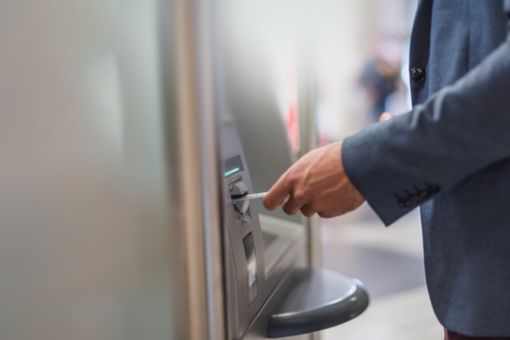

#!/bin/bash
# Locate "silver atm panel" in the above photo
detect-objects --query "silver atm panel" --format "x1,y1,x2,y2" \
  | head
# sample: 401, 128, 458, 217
221, 115, 267, 337
220, 113, 307, 339
219, 110, 369, 340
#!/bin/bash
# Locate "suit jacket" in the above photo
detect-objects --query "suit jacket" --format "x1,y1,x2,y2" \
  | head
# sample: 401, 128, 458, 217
342, 0, 510, 336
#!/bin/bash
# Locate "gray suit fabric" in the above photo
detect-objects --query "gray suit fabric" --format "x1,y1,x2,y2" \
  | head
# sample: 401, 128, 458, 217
342, 0, 510, 336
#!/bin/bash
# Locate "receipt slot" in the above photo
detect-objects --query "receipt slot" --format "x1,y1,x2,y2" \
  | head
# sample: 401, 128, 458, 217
220, 115, 369, 339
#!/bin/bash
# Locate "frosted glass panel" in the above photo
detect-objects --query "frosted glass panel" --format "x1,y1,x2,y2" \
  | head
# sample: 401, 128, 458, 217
0, 1, 178, 339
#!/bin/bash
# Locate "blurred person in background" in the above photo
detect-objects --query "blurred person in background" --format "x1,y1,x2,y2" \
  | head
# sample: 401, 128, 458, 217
264, 1, 510, 339
360, 38, 402, 122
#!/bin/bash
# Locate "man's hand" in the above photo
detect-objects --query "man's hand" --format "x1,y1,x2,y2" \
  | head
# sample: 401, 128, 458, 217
262, 142, 365, 218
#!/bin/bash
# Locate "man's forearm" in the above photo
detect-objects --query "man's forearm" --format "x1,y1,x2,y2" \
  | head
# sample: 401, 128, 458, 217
343, 37, 510, 225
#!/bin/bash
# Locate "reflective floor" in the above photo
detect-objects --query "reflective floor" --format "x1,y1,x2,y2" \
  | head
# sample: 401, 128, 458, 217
320, 206, 443, 340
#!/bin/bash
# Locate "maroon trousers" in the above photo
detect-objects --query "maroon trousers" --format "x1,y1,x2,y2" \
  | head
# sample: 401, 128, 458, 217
445, 329, 510, 340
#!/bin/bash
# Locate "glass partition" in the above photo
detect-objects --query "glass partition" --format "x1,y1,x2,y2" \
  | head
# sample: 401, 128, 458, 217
0, 1, 182, 339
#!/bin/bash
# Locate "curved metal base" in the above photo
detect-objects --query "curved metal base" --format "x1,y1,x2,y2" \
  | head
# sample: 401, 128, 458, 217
267, 268, 369, 338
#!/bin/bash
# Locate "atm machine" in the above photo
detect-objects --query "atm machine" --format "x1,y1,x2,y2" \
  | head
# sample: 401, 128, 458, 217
219, 103, 369, 340
216, 15, 370, 334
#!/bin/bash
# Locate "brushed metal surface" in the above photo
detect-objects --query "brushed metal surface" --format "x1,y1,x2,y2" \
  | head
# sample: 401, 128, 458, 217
0, 1, 198, 339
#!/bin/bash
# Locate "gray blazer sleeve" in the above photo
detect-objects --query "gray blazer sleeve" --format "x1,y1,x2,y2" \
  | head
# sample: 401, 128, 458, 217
342, 10, 510, 226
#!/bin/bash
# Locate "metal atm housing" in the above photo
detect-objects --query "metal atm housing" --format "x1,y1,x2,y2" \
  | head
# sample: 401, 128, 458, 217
220, 113, 307, 339
219, 106, 369, 340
